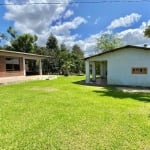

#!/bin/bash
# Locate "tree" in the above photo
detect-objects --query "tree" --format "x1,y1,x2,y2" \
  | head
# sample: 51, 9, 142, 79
96, 33, 123, 52
11, 33, 38, 53
144, 26, 150, 38
46, 34, 60, 73
0, 33, 8, 43
46, 33, 59, 53
72, 44, 84, 58
59, 44, 73, 75
7, 26, 18, 40
0, 33, 8, 49
71, 44, 84, 74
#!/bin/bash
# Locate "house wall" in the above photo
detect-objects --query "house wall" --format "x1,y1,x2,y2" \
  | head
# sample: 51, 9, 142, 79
87, 48, 150, 87
0, 56, 24, 77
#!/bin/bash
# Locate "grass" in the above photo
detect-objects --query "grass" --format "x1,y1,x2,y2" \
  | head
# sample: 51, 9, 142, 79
0, 76, 150, 150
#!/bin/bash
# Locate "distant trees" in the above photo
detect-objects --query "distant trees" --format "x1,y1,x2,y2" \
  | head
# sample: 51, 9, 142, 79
144, 26, 150, 38
45, 34, 84, 75
0, 27, 84, 75
96, 33, 123, 52
71, 44, 84, 74
11, 34, 38, 53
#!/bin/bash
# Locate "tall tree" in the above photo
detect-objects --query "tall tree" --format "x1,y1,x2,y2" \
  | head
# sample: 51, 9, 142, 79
96, 33, 123, 52
72, 44, 84, 58
11, 33, 38, 53
7, 26, 18, 40
46, 33, 60, 73
59, 43, 73, 75
144, 26, 150, 38
71, 44, 84, 74
46, 33, 59, 54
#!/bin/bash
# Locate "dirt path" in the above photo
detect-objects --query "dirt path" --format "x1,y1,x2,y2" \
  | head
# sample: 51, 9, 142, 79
0, 75, 57, 85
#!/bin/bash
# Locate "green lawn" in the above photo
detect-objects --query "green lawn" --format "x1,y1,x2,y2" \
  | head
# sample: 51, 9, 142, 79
0, 76, 150, 150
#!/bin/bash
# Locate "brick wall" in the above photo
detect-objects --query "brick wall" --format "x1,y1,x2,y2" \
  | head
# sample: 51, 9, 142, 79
0, 56, 24, 77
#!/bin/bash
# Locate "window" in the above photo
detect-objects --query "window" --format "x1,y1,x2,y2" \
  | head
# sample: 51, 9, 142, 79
132, 67, 147, 74
6, 57, 20, 71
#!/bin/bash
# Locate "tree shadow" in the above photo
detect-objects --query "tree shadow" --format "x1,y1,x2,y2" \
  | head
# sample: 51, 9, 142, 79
93, 87, 150, 103
73, 79, 150, 103
73, 79, 107, 87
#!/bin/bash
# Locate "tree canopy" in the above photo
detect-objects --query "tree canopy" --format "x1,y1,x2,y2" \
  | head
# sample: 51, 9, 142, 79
96, 33, 123, 52
46, 33, 59, 52
0, 27, 85, 75
144, 26, 150, 38
11, 33, 38, 53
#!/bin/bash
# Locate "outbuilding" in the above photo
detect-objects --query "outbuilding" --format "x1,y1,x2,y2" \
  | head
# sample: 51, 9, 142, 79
0, 50, 49, 77
84, 45, 150, 87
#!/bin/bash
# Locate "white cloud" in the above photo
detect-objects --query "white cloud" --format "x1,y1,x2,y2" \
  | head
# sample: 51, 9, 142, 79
4, 0, 72, 34
63, 10, 74, 19
107, 13, 142, 30
50, 17, 87, 35
3, 2, 150, 56
87, 15, 91, 19
118, 20, 150, 45
4, 0, 87, 46
94, 17, 101, 25
76, 20, 150, 56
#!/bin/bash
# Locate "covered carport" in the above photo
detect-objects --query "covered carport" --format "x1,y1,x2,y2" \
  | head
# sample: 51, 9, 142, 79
0, 50, 50, 77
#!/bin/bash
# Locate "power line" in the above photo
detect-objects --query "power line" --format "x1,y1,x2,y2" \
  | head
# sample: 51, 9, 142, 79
0, 0, 150, 5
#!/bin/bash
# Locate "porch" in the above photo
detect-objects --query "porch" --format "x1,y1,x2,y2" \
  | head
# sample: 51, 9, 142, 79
0, 50, 50, 77
85, 60, 108, 86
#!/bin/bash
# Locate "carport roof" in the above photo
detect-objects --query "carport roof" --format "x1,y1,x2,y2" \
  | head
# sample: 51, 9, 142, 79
0, 49, 50, 59
84, 45, 150, 60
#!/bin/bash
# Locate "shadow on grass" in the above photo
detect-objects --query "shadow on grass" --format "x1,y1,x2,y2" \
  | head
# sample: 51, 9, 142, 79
73, 80, 150, 103
93, 87, 150, 103
73, 79, 107, 87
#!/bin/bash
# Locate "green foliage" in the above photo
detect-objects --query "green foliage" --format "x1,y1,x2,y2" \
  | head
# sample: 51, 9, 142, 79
0, 27, 85, 75
45, 33, 60, 73
0, 76, 150, 149
7, 26, 18, 40
0, 33, 8, 43
11, 33, 38, 53
59, 44, 72, 75
46, 33, 59, 53
71, 44, 84, 74
72, 44, 84, 58
97, 33, 123, 52
144, 26, 150, 38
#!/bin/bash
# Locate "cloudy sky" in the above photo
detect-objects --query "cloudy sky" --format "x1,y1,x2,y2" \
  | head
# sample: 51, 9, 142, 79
0, 0, 150, 55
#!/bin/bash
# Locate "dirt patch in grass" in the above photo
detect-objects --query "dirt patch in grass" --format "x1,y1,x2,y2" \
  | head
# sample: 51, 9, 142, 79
30, 87, 58, 92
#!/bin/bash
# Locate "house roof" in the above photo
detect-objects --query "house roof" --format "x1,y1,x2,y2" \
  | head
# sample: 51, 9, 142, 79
84, 45, 150, 60
0, 49, 50, 59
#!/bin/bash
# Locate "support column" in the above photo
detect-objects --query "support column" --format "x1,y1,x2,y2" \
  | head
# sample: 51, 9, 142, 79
100, 62, 105, 78
85, 61, 90, 83
91, 62, 96, 81
23, 57, 26, 76
39, 59, 42, 75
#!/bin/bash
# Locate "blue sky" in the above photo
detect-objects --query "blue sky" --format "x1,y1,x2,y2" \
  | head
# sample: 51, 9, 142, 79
0, 0, 150, 55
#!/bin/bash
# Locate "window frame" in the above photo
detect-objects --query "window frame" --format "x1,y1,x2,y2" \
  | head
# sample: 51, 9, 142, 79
6, 57, 21, 71
132, 67, 148, 74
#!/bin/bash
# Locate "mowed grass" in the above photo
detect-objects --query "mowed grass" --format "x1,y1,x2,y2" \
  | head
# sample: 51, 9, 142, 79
0, 76, 150, 150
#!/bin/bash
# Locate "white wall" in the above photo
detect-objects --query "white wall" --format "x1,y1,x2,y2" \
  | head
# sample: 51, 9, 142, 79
88, 48, 150, 87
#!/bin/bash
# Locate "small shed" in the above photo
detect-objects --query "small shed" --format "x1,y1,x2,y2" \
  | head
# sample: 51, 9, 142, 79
84, 45, 150, 87
0, 50, 49, 77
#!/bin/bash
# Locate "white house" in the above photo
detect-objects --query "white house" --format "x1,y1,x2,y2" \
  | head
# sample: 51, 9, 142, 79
84, 45, 150, 87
